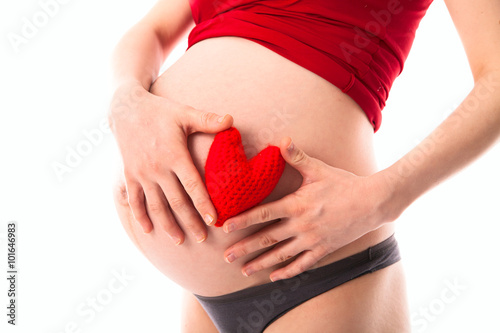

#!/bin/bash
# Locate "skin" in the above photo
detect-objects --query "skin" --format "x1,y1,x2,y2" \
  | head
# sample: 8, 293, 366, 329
109, 0, 500, 331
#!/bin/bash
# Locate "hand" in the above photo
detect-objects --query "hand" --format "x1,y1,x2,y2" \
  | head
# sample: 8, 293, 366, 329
109, 81, 233, 244
223, 137, 395, 282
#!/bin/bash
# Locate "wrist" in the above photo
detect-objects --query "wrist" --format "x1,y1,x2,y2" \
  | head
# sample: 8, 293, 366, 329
108, 81, 151, 130
113, 79, 148, 95
371, 166, 410, 224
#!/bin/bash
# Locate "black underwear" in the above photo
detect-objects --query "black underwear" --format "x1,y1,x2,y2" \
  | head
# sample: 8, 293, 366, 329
194, 234, 401, 333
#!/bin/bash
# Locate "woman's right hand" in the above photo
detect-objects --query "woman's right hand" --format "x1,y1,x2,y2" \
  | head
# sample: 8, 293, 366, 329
109, 81, 233, 244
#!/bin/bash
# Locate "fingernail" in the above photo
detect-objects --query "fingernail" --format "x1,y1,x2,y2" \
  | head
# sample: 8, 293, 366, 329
270, 275, 279, 282
225, 253, 236, 263
170, 235, 182, 246
225, 223, 235, 233
243, 268, 255, 277
287, 141, 294, 152
204, 214, 214, 225
217, 115, 226, 123
195, 232, 206, 243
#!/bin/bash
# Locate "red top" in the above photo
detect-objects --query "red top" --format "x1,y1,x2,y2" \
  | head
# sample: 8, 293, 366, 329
187, 0, 433, 132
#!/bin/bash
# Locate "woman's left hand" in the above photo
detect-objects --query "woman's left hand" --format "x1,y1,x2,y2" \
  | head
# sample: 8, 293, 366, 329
223, 137, 398, 282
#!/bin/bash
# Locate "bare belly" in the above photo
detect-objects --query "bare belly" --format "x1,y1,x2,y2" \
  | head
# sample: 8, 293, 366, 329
114, 37, 395, 297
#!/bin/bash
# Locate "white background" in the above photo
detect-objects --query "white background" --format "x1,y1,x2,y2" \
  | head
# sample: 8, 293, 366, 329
1, 1, 499, 332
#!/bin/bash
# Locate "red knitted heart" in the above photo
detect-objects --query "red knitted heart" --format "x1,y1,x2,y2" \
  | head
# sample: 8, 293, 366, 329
205, 127, 285, 227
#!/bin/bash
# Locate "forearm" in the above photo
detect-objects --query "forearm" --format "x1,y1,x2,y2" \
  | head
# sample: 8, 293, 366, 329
111, 0, 194, 91
112, 22, 166, 91
109, 1, 195, 137
381, 70, 500, 220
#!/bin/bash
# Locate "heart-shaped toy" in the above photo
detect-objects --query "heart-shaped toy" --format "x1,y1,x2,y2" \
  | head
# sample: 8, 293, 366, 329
205, 127, 286, 227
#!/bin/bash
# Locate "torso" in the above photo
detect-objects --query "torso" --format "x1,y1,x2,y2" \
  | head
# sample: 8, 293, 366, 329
115, 36, 395, 297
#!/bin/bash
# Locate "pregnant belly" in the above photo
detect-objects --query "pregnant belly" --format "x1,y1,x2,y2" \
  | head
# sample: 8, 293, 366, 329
115, 37, 395, 297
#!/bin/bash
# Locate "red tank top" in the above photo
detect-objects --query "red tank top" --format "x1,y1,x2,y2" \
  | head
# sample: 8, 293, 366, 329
187, 0, 433, 131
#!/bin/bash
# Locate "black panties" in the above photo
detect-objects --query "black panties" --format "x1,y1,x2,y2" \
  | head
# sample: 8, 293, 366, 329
194, 234, 401, 333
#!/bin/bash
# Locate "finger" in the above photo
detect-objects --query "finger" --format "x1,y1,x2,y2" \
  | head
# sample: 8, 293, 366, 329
223, 195, 298, 233
161, 176, 208, 244
173, 151, 217, 226
125, 181, 153, 234
224, 220, 294, 263
279, 137, 318, 179
143, 185, 184, 245
269, 250, 323, 282
240, 239, 303, 277
179, 106, 234, 135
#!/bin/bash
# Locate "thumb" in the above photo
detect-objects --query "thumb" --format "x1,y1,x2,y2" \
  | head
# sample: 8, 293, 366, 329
280, 137, 316, 177
182, 107, 234, 135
